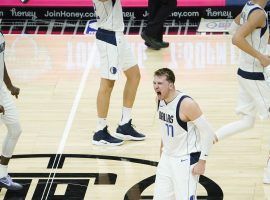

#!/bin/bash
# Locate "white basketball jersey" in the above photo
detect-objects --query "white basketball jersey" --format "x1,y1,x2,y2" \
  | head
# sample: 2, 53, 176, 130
158, 92, 201, 157
0, 32, 5, 88
239, 1, 269, 72
93, 0, 124, 32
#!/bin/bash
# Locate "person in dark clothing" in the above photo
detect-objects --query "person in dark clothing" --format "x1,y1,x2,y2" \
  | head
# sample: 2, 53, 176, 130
141, 0, 177, 50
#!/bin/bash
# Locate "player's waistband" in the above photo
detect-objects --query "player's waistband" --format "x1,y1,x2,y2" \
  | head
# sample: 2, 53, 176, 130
97, 28, 115, 35
96, 28, 117, 46
237, 68, 265, 80
163, 151, 201, 165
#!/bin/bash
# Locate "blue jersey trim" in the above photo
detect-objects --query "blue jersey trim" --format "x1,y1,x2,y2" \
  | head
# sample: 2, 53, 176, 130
176, 95, 191, 131
237, 68, 265, 80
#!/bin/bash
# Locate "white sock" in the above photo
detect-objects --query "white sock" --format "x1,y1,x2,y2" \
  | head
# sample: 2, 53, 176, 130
120, 107, 132, 125
96, 118, 107, 131
0, 164, 8, 178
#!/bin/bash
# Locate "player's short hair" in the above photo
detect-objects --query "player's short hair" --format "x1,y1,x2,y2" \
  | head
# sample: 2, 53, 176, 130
154, 68, 175, 84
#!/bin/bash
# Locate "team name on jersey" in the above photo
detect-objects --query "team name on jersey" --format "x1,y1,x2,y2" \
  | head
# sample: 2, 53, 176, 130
159, 111, 174, 123
0, 42, 5, 53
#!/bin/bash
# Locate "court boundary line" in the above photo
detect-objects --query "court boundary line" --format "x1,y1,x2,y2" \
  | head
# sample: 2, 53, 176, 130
40, 43, 97, 200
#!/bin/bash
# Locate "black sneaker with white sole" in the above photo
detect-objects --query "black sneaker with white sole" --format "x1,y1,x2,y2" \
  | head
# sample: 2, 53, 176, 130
115, 119, 146, 141
92, 126, 124, 146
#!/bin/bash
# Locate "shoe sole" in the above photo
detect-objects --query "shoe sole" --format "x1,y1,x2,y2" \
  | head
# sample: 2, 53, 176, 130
114, 133, 146, 141
92, 140, 124, 146
0, 186, 23, 190
160, 45, 169, 48
141, 34, 161, 50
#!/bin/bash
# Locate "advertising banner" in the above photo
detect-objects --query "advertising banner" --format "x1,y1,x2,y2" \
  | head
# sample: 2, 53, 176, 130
0, 0, 257, 21
1, 0, 230, 7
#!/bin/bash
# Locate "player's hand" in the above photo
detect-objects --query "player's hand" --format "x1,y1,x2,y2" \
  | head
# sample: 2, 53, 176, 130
0, 105, 5, 115
258, 54, 270, 67
192, 160, 206, 175
8, 85, 20, 98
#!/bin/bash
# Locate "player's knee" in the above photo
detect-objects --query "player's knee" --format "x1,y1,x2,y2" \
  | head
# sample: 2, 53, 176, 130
134, 70, 141, 82
7, 123, 22, 139
99, 80, 115, 92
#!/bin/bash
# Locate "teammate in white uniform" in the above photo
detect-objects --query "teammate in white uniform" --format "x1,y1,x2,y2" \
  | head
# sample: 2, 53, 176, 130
153, 68, 214, 200
215, 0, 270, 184
92, 0, 145, 146
0, 32, 23, 190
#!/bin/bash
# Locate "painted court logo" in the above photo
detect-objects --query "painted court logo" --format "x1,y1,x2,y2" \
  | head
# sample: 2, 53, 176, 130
7, 154, 223, 199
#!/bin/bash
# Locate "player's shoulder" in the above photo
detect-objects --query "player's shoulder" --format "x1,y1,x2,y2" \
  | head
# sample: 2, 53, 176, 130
177, 93, 197, 112
246, 2, 266, 16
181, 97, 197, 110
247, 8, 267, 25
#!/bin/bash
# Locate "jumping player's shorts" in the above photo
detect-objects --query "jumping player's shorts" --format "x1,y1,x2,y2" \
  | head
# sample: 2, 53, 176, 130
95, 28, 137, 80
236, 68, 270, 119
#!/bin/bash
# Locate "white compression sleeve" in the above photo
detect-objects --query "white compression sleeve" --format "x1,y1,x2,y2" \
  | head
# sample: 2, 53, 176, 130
229, 20, 240, 35
192, 115, 215, 160
216, 115, 255, 141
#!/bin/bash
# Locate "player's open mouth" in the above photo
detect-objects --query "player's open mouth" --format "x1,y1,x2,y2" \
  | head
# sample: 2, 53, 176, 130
157, 92, 161, 95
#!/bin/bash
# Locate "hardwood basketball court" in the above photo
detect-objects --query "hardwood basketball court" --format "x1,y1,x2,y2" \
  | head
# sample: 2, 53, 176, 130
0, 34, 269, 199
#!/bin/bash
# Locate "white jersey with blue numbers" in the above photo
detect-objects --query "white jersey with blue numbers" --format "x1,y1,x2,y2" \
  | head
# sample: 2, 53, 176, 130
93, 0, 124, 32
0, 32, 4, 88
239, 1, 269, 72
158, 92, 201, 157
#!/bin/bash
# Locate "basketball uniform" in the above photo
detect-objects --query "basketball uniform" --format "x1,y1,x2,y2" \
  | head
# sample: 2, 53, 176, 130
0, 32, 19, 125
236, 1, 270, 119
93, 0, 136, 80
153, 92, 201, 200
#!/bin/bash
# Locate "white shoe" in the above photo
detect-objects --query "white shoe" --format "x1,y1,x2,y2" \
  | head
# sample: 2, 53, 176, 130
263, 166, 270, 184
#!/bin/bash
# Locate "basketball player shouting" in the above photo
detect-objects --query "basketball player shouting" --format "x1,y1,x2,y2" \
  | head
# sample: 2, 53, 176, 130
153, 68, 214, 199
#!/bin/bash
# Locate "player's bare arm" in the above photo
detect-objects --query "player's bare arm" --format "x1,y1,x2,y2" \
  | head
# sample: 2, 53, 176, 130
234, 13, 241, 25
232, 9, 270, 67
179, 98, 202, 122
3, 62, 20, 99
180, 98, 214, 175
